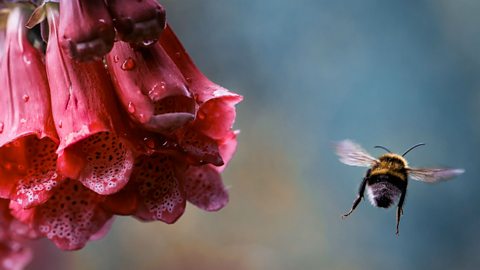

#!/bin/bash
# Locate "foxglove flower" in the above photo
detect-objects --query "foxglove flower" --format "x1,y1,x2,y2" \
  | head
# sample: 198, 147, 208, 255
45, 5, 134, 195
159, 26, 241, 162
106, 40, 196, 133
11, 179, 113, 250
126, 154, 186, 223
0, 5, 61, 209
159, 25, 242, 211
59, 0, 115, 61
106, 0, 166, 44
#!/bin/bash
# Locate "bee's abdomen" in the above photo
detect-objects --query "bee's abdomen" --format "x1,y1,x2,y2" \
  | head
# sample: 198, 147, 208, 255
366, 175, 405, 208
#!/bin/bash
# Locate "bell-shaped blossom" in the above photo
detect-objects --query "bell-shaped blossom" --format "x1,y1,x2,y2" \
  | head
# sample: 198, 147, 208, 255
45, 6, 134, 195
0, 5, 62, 209
159, 25, 242, 166
158, 25, 242, 211
129, 154, 187, 223
106, 0, 166, 44
105, 153, 230, 219
11, 179, 113, 251
58, 0, 115, 61
106, 40, 196, 133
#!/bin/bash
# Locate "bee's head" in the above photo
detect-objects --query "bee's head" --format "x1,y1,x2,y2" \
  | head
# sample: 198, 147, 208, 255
378, 153, 408, 168
374, 142, 426, 167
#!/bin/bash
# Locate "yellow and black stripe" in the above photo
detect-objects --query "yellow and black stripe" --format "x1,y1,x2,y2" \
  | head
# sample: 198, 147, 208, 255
369, 153, 408, 181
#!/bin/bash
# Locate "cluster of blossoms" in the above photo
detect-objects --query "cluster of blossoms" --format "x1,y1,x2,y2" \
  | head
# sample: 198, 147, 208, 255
0, 0, 241, 268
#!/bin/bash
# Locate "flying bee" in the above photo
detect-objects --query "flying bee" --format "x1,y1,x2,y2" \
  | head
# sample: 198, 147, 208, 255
335, 139, 464, 235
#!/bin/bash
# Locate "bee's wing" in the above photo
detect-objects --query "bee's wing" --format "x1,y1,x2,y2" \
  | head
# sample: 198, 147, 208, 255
335, 139, 378, 167
407, 167, 464, 183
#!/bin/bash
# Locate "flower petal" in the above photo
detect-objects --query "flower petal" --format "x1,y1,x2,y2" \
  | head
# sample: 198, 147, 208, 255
0, 6, 60, 208
192, 98, 238, 140
59, 0, 115, 60
177, 128, 224, 166
10, 137, 64, 208
45, 7, 134, 195
106, 40, 195, 133
106, 0, 166, 44
11, 179, 112, 251
159, 25, 243, 105
132, 155, 186, 224
183, 165, 228, 211
215, 131, 239, 172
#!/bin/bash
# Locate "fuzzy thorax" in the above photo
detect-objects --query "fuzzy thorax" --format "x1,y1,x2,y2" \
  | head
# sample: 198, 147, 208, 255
370, 153, 408, 181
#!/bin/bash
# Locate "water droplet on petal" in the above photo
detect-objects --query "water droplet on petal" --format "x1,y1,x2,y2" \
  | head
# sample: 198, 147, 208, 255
23, 55, 31, 65
20, 118, 26, 124
58, 121, 63, 128
143, 137, 155, 149
148, 83, 166, 101
22, 95, 29, 102
113, 55, 119, 63
0, 122, 3, 133
128, 102, 136, 113
142, 39, 157, 46
121, 57, 136, 70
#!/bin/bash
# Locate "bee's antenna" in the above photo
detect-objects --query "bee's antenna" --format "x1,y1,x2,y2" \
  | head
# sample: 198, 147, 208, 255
374, 145, 392, 153
402, 143, 426, 157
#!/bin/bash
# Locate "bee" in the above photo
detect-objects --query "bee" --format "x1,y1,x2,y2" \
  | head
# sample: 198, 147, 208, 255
335, 139, 464, 235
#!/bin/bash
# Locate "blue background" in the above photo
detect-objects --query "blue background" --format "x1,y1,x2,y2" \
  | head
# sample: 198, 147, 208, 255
28, 1, 480, 269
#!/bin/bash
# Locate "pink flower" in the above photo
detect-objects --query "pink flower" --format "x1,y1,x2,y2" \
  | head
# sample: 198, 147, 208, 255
11, 179, 113, 251
106, 40, 196, 133
0, 1, 242, 257
0, 5, 61, 209
160, 25, 242, 165
45, 5, 134, 195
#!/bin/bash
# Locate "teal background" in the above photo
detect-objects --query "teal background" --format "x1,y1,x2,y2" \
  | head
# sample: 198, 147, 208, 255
28, 1, 480, 269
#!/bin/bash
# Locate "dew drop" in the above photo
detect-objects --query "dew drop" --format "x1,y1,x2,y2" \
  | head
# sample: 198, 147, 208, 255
58, 121, 63, 128
128, 102, 136, 113
22, 95, 29, 102
121, 57, 136, 70
0, 122, 3, 133
23, 55, 31, 65
113, 55, 119, 63
148, 82, 166, 100
20, 118, 26, 124
142, 39, 157, 46
143, 137, 155, 149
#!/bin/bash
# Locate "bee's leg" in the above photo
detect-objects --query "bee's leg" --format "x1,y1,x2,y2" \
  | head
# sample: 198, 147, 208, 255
395, 185, 407, 235
341, 174, 368, 219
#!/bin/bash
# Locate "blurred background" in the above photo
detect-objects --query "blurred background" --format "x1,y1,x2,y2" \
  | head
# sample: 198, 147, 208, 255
27, 0, 480, 269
